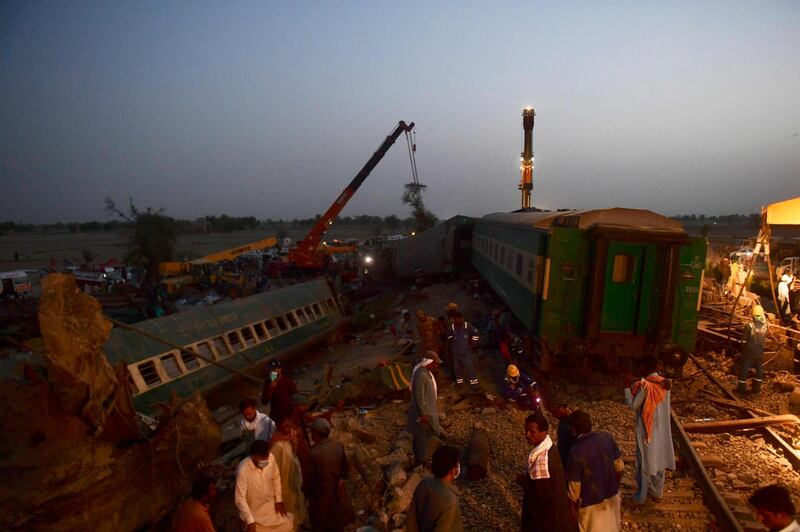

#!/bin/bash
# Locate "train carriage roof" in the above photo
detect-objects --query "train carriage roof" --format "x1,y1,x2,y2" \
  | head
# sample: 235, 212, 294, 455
481, 208, 686, 234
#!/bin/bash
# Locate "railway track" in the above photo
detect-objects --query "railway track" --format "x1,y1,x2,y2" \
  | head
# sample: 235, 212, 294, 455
663, 352, 800, 531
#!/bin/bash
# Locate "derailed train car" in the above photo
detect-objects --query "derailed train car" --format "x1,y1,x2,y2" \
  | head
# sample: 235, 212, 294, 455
105, 279, 344, 415
392, 215, 475, 278
471, 208, 706, 372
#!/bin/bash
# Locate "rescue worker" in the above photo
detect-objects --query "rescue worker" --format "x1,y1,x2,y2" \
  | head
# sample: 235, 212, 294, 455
778, 271, 793, 323
447, 312, 480, 386
443, 302, 459, 367
738, 305, 768, 395
501, 364, 540, 411
719, 257, 731, 296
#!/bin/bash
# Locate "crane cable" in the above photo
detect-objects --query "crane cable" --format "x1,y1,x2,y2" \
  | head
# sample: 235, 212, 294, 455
404, 130, 420, 186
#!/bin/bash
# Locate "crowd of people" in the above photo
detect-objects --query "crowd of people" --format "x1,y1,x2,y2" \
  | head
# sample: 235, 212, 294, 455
173, 298, 800, 532
402, 316, 796, 532
174, 357, 352, 532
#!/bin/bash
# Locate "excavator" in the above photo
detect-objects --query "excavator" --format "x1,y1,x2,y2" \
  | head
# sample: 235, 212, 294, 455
287, 120, 415, 271
159, 236, 277, 295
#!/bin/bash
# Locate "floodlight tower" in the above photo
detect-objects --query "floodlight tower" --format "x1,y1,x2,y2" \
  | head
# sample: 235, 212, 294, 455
519, 107, 535, 209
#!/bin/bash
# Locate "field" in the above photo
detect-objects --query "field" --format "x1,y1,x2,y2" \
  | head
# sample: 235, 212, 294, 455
0, 224, 384, 273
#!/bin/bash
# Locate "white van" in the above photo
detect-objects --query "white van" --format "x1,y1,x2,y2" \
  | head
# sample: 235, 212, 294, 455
0, 271, 32, 297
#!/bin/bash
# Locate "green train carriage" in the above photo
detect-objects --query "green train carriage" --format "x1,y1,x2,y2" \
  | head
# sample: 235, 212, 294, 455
471, 208, 706, 373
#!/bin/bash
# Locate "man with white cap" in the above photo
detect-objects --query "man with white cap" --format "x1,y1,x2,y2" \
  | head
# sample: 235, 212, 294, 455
407, 351, 443, 467
304, 418, 355, 532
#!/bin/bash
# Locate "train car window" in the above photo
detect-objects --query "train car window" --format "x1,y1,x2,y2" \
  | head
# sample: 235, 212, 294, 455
286, 312, 299, 328
276, 316, 288, 332
181, 350, 203, 370
516, 253, 523, 276
500, 246, 506, 265
612, 254, 635, 283
493, 242, 498, 261
227, 331, 243, 351
264, 319, 278, 335
139, 360, 162, 388
295, 309, 308, 325
193, 342, 214, 362
305, 306, 314, 320
312, 303, 323, 317
213, 337, 229, 358
160, 354, 182, 379
241, 327, 256, 346
253, 322, 268, 341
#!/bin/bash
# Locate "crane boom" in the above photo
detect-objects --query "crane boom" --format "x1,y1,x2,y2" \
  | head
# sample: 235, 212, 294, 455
289, 120, 415, 268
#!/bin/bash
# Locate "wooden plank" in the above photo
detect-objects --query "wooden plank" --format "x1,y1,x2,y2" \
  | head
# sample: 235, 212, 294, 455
706, 396, 776, 417
660, 490, 698, 499
467, 427, 489, 480
683, 414, 800, 433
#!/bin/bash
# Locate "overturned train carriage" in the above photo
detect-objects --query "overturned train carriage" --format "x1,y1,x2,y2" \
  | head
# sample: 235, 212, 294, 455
104, 279, 344, 415
471, 208, 706, 372
392, 215, 475, 278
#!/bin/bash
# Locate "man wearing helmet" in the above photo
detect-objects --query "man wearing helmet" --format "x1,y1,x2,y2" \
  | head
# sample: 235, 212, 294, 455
738, 305, 768, 395
502, 364, 540, 411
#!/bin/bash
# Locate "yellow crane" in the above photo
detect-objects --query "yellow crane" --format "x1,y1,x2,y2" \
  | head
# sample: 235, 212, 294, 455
159, 236, 277, 295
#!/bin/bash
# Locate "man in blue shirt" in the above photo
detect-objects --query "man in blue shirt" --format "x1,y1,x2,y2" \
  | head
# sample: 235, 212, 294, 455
447, 312, 479, 386
566, 410, 624, 531
501, 364, 540, 411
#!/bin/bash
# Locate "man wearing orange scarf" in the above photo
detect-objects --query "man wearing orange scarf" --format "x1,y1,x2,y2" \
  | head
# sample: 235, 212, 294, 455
624, 356, 675, 505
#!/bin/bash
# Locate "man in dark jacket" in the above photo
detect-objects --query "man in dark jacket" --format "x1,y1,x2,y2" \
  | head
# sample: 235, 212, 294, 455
407, 445, 464, 532
261, 360, 297, 422
516, 414, 575, 532
304, 418, 355, 532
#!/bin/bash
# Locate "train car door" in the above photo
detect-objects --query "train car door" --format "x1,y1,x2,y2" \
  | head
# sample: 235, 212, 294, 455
600, 241, 645, 332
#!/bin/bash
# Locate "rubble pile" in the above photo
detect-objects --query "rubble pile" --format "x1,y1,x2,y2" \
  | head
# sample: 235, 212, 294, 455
0, 275, 221, 532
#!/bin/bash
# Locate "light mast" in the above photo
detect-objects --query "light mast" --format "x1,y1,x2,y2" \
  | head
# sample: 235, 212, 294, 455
519, 107, 535, 209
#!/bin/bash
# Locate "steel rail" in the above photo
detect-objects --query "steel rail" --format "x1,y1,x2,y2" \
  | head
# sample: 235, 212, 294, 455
670, 410, 743, 532
687, 352, 800, 470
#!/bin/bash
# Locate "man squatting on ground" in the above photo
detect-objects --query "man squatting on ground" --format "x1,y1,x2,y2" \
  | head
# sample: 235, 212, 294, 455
566, 410, 625, 532
624, 356, 675, 505
407, 351, 443, 467
516, 414, 575, 532
407, 445, 465, 532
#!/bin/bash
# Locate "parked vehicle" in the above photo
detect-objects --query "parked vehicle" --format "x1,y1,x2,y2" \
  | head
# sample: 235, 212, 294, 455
0, 270, 32, 297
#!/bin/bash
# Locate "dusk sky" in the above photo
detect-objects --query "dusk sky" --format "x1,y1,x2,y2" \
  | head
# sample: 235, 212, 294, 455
1, 1, 798, 224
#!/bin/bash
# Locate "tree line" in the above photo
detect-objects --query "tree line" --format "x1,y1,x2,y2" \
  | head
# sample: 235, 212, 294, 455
671, 213, 761, 225
0, 213, 419, 235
